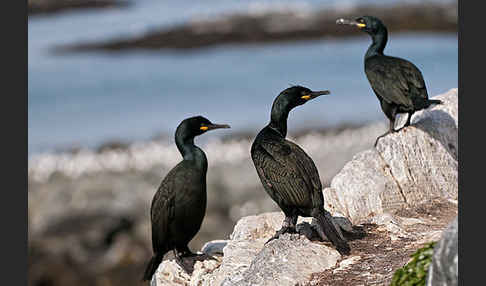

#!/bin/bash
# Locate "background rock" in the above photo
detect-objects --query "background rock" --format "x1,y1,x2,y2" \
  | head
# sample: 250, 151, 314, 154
28, 0, 130, 16
54, 2, 457, 52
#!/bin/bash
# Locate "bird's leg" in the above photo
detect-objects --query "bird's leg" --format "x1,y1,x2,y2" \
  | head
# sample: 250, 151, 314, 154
179, 245, 217, 262
374, 123, 392, 147
266, 215, 298, 244
178, 246, 198, 257
173, 249, 193, 274
374, 108, 397, 147
404, 112, 413, 127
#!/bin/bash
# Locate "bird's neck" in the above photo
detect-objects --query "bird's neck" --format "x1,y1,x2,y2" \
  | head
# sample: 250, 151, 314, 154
269, 101, 290, 138
365, 29, 388, 59
175, 134, 208, 170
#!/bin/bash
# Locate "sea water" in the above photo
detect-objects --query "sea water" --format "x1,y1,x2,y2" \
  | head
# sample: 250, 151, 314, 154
28, 0, 457, 155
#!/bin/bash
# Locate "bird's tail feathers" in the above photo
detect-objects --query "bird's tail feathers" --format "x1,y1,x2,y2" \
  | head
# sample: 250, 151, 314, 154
314, 209, 351, 255
142, 254, 163, 282
415, 98, 442, 110
428, 99, 442, 106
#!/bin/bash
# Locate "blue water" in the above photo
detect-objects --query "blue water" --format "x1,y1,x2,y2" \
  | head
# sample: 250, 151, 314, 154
28, 0, 457, 155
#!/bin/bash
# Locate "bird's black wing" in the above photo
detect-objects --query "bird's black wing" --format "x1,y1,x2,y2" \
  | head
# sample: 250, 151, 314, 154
365, 56, 428, 107
251, 138, 323, 210
150, 166, 178, 253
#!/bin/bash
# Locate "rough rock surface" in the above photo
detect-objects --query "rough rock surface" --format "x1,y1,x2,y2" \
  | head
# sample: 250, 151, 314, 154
323, 88, 458, 224
155, 199, 458, 286
153, 212, 341, 286
309, 200, 457, 286
426, 216, 458, 286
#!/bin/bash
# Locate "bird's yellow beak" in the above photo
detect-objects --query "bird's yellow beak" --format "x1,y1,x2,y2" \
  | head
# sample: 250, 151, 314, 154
200, 126, 209, 131
301, 90, 330, 101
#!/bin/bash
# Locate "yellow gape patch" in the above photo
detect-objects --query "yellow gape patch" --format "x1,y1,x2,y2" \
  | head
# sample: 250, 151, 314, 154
301, 95, 311, 100
357, 23, 366, 28
200, 126, 209, 131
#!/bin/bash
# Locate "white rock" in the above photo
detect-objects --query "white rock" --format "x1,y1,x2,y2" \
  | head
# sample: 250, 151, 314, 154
154, 212, 341, 286
324, 89, 458, 224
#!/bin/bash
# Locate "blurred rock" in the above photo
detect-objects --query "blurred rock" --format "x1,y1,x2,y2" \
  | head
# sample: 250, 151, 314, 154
28, 0, 130, 16
53, 2, 457, 53
426, 216, 458, 286
324, 88, 458, 224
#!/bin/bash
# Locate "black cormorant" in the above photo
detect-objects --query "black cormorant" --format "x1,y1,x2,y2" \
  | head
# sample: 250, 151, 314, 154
250, 86, 351, 255
142, 116, 230, 281
336, 16, 442, 147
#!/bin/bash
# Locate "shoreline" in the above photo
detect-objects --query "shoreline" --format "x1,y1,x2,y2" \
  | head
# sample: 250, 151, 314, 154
28, 120, 377, 157
28, 120, 387, 183
53, 2, 457, 54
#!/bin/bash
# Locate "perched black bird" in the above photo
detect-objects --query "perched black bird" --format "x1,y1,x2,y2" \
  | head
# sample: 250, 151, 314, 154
251, 86, 351, 255
336, 16, 441, 146
142, 116, 230, 281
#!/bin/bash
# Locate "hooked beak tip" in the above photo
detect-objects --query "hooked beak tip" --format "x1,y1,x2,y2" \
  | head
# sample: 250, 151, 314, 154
336, 18, 346, 25
216, 124, 231, 129
312, 90, 331, 97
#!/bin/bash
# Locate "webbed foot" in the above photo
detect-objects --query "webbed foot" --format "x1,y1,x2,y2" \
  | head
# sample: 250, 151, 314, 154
265, 226, 297, 244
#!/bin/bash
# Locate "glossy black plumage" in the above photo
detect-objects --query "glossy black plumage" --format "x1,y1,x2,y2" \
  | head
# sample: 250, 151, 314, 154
336, 16, 441, 146
142, 116, 229, 281
251, 86, 350, 255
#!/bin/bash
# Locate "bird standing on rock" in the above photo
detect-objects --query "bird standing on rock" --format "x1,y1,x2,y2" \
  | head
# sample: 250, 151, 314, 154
142, 116, 230, 281
250, 86, 351, 255
336, 16, 441, 147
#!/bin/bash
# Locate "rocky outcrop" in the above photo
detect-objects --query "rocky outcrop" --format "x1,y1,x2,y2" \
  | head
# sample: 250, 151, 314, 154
53, 2, 457, 53
323, 88, 458, 224
153, 88, 458, 285
154, 199, 458, 286
152, 213, 342, 286
426, 216, 458, 286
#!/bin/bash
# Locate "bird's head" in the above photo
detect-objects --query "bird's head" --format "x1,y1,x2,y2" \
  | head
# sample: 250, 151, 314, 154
177, 116, 230, 139
274, 85, 331, 111
336, 15, 386, 36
